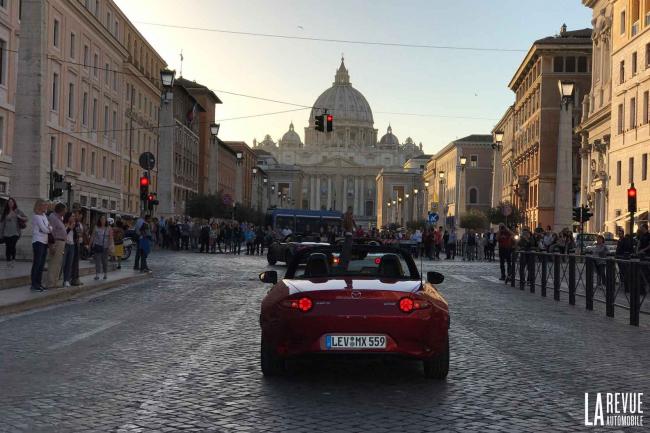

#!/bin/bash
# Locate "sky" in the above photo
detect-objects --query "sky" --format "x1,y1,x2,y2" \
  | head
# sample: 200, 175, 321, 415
114, 0, 592, 155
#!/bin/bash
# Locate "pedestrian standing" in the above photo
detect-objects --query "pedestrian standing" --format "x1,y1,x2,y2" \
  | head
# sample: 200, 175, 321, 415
340, 206, 357, 269
466, 229, 477, 261
47, 202, 67, 288
61, 212, 76, 287
200, 221, 210, 253
593, 235, 608, 288
112, 220, 125, 270
209, 222, 219, 253
91, 215, 112, 280
446, 228, 456, 260
133, 215, 144, 269
138, 216, 152, 272
70, 206, 86, 286
497, 224, 514, 281
0, 197, 28, 265
191, 219, 201, 251
180, 219, 190, 250
30, 199, 51, 291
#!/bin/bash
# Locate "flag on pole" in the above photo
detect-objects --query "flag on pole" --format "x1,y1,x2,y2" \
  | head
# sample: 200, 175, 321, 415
186, 102, 197, 127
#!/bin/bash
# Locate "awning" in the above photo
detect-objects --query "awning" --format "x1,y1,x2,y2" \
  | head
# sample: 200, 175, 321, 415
605, 209, 648, 226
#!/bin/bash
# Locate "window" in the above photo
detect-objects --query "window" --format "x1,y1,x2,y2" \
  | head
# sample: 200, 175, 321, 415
67, 142, 73, 168
92, 98, 97, 130
0, 0, 6, 9
83, 45, 89, 67
0, 39, 7, 85
69, 33, 75, 59
470, 155, 478, 167
629, 157, 635, 182
618, 104, 624, 133
621, 10, 627, 35
553, 56, 563, 73
631, 97, 637, 128
67, 82, 74, 118
617, 160, 622, 185
106, 11, 111, 29
565, 56, 576, 73
644, 91, 649, 124
632, 0, 640, 35
104, 63, 109, 85
0, 116, 4, 154
82, 92, 88, 125
620, 60, 625, 84
102, 156, 106, 178
110, 159, 115, 181
93, 54, 98, 77
81, 148, 86, 172
643, 154, 648, 181
468, 187, 478, 204
646, 43, 650, 68
103, 105, 108, 137
578, 56, 588, 73
53, 19, 60, 48
633, 52, 638, 75
112, 69, 117, 90
51, 72, 59, 111
91, 152, 95, 176
112, 110, 117, 140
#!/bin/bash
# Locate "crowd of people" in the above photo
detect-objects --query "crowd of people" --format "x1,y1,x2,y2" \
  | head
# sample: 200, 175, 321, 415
0, 197, 155, 292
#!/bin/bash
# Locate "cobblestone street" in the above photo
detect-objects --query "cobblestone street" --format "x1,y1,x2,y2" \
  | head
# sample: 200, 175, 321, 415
0, 251, 648, 432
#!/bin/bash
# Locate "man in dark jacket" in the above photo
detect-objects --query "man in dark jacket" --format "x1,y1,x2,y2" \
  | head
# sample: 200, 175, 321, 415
497, 224, 514, 281
616, 228, 635, 292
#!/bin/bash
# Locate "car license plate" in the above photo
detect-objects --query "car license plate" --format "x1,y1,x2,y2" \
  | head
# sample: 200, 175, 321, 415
325, 335, 386, 350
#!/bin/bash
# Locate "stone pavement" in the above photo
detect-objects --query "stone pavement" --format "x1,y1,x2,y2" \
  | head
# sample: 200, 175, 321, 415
0, 251, 647, 432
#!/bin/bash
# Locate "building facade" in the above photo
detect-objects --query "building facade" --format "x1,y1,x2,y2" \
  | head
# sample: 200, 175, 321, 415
497, 26, 592, 229
491, 106, 515, 208
578, 0, 614, 233
217, 138, 237, 201
607, 0, 650, 233
223, 141, 256, 208
254, 58, 423, 228
10, 0, 167, 255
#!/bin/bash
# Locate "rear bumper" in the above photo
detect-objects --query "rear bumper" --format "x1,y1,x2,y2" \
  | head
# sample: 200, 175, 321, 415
262, 313, 448, 360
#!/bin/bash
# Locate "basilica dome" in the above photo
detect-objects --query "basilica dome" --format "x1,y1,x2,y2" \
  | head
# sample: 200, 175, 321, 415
379, 125, 400, 146
309, 58, 374, 126
279, 122, 302, 148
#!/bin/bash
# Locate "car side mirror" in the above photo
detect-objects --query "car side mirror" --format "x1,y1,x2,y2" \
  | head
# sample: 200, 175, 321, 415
259, 271, 278, 284
427, 271, 444, 285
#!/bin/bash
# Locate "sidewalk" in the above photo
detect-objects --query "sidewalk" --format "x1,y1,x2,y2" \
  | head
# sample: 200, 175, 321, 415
0, 261, 151, 315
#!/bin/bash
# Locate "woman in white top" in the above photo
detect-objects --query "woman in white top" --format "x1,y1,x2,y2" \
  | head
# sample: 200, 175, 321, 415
91, 215, 113, 280
30, 199, 51, 291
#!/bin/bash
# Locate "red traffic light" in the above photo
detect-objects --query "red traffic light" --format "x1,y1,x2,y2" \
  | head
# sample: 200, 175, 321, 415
147, 194, 154, 202
628, 187, 637, 198
326, 114, 333, 122
140, 176, 149, 187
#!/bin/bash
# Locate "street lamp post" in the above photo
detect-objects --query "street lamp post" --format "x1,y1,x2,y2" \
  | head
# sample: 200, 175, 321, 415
235, 151, 243, 210
457, 156, 467, 229
252, 167, 259, 211
554, 80, 575, 231
263, 177, 268, 211
210, 123, 220, 194
387, 201, 391, 226
158, 68, 176, 218
438, 171, 446, 229
491, 131, 504, 208
413, 188, 419, 225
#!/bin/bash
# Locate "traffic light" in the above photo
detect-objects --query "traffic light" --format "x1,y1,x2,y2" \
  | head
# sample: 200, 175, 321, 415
572, 207, 581, 223
139, 175, 150, 201
582, 206, 593, 223
326, 114, 333, 132
51, 172, 64, 198
628, 184, 637, 213
314, 114, 324, 132
147, 192, 159, 211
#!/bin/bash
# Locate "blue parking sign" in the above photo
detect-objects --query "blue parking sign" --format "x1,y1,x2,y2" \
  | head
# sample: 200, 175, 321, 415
428, 212, 439, 224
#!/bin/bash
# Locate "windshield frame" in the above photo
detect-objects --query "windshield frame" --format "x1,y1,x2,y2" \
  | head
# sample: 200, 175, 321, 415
284, 245, 421, 280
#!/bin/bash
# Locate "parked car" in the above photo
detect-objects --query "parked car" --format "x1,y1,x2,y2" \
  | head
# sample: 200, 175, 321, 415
266, 233, 329, 265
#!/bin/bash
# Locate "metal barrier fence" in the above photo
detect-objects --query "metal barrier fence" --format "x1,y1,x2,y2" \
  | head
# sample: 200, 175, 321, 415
509, 251, 648, 326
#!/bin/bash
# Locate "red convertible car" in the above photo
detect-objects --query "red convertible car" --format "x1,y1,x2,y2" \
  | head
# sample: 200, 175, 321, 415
258, 245, 449, 379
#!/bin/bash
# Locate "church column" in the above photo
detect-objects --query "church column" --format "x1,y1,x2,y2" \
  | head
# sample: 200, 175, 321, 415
316, 177, 321, 210
327, 177, 332, 210
359, 177, 365, 217
342, 177, 348, 211
311, 176, 316, 210
354, 178, 359, 215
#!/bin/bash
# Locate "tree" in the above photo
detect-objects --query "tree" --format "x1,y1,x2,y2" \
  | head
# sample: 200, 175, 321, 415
186, 193, 228, 220
459, 210, 489, 230
485, 201, 522, 228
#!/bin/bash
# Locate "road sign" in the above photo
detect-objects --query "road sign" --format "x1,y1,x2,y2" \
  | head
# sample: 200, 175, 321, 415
502, 205, 513, 217
223, 194, 233, 206
139, 152, 156, 171
428, 212, 439, 224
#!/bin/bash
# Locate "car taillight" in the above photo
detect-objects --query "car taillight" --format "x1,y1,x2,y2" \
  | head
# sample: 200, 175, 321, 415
283, 296, 313, 312
398, 297, 429, 313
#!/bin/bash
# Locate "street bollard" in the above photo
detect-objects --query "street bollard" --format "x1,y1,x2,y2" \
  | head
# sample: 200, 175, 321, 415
541, 253, 547, 297
630, 261, 640, 327
510, 251, 516, 288
553, 254, 561, 301
585, 256, 594, 311
605, 259, 615, 318
519, 251, 526, 290
568, 255, 576, 306
529, 253, 535, 293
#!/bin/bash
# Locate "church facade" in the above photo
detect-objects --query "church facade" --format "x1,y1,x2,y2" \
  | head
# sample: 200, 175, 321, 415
253, 59, 423, 227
